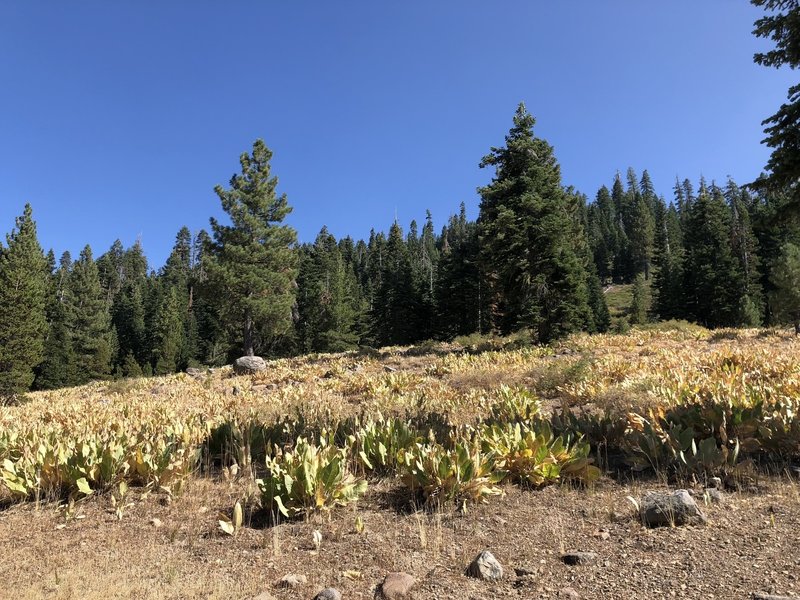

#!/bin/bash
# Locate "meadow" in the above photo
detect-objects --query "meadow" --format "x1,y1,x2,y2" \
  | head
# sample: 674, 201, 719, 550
2, 325, 800, 598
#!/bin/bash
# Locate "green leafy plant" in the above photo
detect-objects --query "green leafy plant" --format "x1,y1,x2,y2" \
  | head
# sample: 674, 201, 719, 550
398, 441, 506, 508
350, 415, 421, 474
256, 437, 367, 519
481, 420, 600, 486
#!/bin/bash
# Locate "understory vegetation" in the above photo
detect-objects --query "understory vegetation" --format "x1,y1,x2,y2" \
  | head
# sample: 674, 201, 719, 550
2, 326, 800, 521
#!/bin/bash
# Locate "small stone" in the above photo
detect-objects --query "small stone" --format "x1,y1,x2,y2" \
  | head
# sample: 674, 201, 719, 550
639, 489, 707, 527
277, 574, 307, 588
383, 365, 398, 372
465, 550, 503, 581
233, 355, 267, 375
186, 367, 204, 377
559, 588, 580, 599
513, 565, 537, 577
375, 572, 416, 599
561, 551, 598, 566
705, 488, 725, 504
709, 476, 722, 489
752, 594, 799, 600
314, 588, 343, 600
150, 518, 163, 528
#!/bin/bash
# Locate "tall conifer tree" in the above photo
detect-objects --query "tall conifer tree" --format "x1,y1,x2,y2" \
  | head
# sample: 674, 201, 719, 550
205, 139, 298, 357
478, 103, 591, 342
0, 204, 48, 397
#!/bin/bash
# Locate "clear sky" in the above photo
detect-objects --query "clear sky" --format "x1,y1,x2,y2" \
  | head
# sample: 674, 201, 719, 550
0, 2, 795, 269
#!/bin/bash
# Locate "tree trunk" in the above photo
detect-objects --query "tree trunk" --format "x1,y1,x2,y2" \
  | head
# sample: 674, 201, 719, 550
244, 310, 254, 356
794, 321, 799, 337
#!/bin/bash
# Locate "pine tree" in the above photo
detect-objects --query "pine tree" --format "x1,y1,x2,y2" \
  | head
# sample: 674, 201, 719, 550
726, 179, 764, 325
437, 203, 485, 337
204, 139, 299, 357
682, 182, 743, 327
627, 170, 656, 279
296, 227, 360, 352
372, 221, 418, 345
629, 273, 650, 325
652, 196, 685, 320
35, 252, 78, 389
66, 245, 114, 383
478, 103, 591, 342
152, 287, 184, 375
751, 0, 800, 212
769, 241, 800, 333
0, 204, 48, 397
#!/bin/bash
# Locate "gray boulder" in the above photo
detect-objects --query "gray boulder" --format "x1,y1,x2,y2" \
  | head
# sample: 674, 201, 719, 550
314, 589, 342, 600
233, 355, 267, 375
640, 489, 707, 527
465, 550, 503, 581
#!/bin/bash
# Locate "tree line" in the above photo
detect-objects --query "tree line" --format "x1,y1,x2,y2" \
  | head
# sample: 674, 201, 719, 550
2, 101, 800, 399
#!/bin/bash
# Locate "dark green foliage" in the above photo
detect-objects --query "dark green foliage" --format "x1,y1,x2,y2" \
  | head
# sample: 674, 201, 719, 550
66, 245, 114, 383
204, 139, 299, 357
629, 273, 650, 325
152, 287, 184, 375
296, 227, 361, 352
372, 222, 420, 346
751, 0, 800, 211
726, 179, 764, 325
478, 103, 591, 343
437, 204, 486, 338
682, 183, 744, 327
0, 204, 48, 398
769, 241, 800, 332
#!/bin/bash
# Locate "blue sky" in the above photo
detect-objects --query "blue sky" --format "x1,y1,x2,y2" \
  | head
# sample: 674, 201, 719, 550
0, 2, 795, 268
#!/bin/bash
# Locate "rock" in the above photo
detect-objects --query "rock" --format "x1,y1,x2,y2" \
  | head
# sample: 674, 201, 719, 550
252, 593, 277, 600
186, 367, 204, 377
465, 550, 503, 581
277, 574, 307, 588
233, 355, 267, 375
708, 476, 722, 489
561, 551, 598, 566
639, 489, 707, 527
383, 365, 398, 373
513, 565, 537, 577
559, 588, 581, 599
150, 518, 163, 528
753, 594, 798, 600
375, 572, 416, 599
704, 488, 724, 504
314, 588, 343, 600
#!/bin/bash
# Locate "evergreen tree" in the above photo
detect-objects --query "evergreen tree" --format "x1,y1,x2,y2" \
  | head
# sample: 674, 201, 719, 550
478, 103, 591, 342
372, 221, 418, 345
652, 196, 685, 320
437, 203, 485, 337
35, 252, 77, 389
66, 245, 114, 383
152, 287, 184, 375
726, 179, 764, 325
628, 171, 656, 279
751, 0, 800, 212
296, 227, 360, 352
204, 139, 298, 357
629, 273, 650, 325
769, 241, 800, 333
0, 204, 48, 397
682, 182, 743, 327
610, 174, 631, 280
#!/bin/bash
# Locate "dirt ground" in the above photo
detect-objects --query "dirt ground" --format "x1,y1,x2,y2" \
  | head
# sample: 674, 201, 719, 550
2, 473, 799, 600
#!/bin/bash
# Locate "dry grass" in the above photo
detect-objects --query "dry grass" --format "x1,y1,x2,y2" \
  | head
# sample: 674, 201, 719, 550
3, 326, 800, 598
